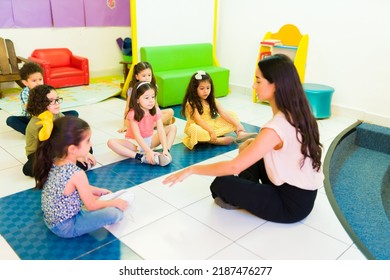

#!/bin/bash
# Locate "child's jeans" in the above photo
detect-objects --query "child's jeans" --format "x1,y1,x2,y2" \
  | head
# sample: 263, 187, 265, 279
49, 207, 123, 238
6, 115, 30, 134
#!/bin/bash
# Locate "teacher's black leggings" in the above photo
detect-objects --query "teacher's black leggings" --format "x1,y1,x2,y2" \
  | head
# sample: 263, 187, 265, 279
210, 159, 317, 223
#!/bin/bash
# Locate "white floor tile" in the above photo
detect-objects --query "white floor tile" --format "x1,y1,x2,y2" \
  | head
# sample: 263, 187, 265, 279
0, 148, 21, 170
182, 196, 266, 240
0, 235, 20, 260
321, 138, 334, 163
3, 144, 26, 164
208, 243, 263, 260
91, 142, 127, 166
0, 165, 35, 198
0, 111, 13, 134
140, 174, 212, 209
120, 211, 232, 260
90, 97, 126, 116
302, 192, 353, 245
106, 186, 177, 238
75, 105, 122, 128
236, 222, 349, 260
0, 130, 24, 149
90, 126, 118, 146
195, 154, 232, 182
317, 116, 357, 142
172, 118, 187, 141
337, 244, 367, 260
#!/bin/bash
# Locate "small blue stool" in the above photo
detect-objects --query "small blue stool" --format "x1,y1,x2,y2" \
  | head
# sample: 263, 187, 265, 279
303, 83, 334, 119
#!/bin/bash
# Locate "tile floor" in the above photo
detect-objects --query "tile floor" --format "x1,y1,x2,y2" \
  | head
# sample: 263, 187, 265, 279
0, 91, 367, 260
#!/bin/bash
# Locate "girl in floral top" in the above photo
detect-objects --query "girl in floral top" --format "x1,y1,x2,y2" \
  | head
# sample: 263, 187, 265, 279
34, 116, 128, 238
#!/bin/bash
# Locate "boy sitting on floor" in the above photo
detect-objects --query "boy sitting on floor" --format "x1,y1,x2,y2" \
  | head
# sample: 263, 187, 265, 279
6, 62, 78, 134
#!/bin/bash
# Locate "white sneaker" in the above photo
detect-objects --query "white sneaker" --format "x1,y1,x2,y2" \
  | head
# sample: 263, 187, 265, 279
158, 153, 172, 166
140, 154, 160, 165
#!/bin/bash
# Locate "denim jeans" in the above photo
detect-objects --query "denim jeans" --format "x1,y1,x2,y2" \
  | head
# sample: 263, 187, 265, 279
49, 207, 123, 238
6, 115, 30, 134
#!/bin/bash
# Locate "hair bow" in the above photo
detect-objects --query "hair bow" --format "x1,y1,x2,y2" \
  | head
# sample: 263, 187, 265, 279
36, 110, 54, 141
195, 70, 206, 80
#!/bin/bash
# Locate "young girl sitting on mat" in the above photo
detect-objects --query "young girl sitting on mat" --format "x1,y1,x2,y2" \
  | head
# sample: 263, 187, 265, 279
181, 70, 257, 150
164, 54, 324, 223
34, 116, 129, 238
118, 61, 175, 133
108, 81, 176, 166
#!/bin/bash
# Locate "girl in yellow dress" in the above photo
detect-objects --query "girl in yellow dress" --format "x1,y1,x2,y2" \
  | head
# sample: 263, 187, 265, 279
181, 71, 257, 150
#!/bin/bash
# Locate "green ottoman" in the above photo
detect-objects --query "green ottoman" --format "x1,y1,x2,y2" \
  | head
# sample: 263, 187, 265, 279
303, 83, 334, 119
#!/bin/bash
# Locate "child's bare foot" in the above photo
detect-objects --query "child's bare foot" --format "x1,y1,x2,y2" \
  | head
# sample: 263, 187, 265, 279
210, 136, 234, 146
117, 127, 127, 133
236, 131, 257, 143
163, 116, 176, 126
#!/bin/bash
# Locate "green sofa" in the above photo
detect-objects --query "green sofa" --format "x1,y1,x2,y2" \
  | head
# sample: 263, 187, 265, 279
140, 43, 230, 107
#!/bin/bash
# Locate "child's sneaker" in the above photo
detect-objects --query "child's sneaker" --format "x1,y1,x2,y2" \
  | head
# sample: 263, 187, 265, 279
158, 153, 172, 166
140, 154, 160, 165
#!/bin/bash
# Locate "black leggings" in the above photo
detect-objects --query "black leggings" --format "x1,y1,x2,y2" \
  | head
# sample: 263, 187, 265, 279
210, 159, 317, 223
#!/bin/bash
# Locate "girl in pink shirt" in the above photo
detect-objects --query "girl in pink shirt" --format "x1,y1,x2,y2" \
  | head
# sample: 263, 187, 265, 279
164, 54, 324, 223
108, 82, 176, 166
117, 62, 175, 133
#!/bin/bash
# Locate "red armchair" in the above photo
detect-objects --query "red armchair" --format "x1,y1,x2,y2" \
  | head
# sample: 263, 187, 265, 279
28, 48, 89, 88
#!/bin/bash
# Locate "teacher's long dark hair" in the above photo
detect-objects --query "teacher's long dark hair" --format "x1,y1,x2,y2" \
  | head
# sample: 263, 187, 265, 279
259, 54, 322, 171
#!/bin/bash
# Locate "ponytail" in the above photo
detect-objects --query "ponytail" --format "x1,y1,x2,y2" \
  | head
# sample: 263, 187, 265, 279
33, 116, 90, 190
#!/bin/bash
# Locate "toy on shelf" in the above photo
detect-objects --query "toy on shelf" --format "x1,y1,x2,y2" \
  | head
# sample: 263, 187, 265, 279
253, 24, 309, 102
260, 39, 282, 47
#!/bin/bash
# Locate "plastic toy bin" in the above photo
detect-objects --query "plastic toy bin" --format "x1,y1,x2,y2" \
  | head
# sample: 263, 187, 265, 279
303, 83, 334, 119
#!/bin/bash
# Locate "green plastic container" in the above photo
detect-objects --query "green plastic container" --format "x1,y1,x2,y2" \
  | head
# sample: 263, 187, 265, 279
303, 83, 334, 119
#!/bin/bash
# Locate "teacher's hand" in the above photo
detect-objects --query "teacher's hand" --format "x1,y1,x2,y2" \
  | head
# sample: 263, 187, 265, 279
163, 167, 192, 187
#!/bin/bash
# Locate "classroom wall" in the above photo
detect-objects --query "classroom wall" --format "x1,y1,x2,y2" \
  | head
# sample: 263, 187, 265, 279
135, 0, 214, 49
1, 0, 389, 126
217, 0, 390, 126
